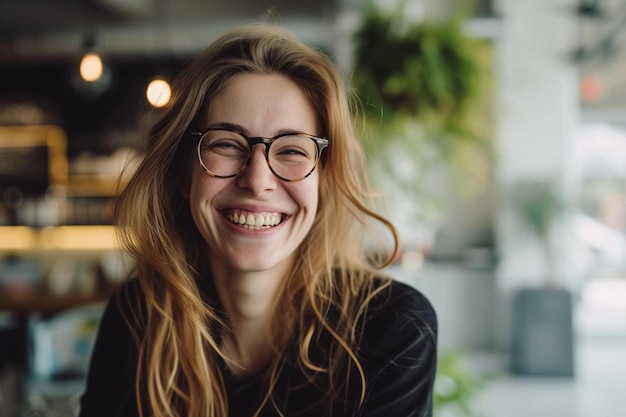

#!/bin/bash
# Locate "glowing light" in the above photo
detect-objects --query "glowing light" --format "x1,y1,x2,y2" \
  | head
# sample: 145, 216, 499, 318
79, 52, 104, 82
580, 75, 602, 103
146, 78, 171, 107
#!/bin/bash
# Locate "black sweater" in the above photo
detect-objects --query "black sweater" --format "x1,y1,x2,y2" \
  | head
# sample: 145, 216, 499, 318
79, 278, 437, 417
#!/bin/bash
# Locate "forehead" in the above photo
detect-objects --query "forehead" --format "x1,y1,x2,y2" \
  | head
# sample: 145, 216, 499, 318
202, 73, 319, 135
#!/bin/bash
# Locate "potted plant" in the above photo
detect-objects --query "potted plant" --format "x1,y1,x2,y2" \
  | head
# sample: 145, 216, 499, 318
434, 350, 485, 417
507, 179, 575, 377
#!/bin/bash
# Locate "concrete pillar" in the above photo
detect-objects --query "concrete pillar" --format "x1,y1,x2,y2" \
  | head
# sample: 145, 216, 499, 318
493, 0, 580, 349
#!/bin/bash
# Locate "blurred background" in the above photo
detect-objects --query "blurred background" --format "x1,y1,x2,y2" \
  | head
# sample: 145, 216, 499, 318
0, 0, 625, 416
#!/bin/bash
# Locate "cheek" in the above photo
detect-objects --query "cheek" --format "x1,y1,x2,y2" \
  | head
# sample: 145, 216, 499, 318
298, 177, 320, 215
188, 170, 220, 213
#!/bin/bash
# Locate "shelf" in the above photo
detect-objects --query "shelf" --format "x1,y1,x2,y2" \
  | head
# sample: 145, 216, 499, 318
0, 125, 129, 198
0, 225, 119, 251
67, 176, 126, 196
0, 291, 114, 315
0, 125, 68, 193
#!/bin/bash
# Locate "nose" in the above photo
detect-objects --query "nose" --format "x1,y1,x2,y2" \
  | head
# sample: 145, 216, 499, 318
236, 144, 277, 194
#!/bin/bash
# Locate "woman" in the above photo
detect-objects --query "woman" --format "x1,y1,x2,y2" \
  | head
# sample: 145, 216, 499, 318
79, 24, 437, 417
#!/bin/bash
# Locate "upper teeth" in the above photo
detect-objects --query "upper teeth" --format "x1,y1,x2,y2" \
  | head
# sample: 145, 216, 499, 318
227, 211, 282, 229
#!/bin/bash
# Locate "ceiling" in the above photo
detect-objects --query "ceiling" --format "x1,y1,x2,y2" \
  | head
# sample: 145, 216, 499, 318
0, 0, 345, 61
0, 0, 339, 38
0, 0, 505, 61
3, 0, 626, 116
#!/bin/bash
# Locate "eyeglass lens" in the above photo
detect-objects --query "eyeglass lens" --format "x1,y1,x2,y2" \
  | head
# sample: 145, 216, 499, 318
198, 130, 321, 181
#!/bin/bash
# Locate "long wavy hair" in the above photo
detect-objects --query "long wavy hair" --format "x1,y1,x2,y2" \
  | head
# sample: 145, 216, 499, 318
115, 24, 399, 417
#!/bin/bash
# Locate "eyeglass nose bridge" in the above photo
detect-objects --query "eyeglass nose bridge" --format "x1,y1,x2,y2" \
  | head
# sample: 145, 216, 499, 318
245, 136, 274, 159
242, 136, 276, 174
247, 136, 273, 151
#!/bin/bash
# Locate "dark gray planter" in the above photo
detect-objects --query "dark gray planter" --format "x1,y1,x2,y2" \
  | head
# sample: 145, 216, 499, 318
511, 288, 575, 377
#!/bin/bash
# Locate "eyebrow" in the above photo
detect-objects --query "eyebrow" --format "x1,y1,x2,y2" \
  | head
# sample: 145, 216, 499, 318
206, 122, 247, 134
205, 122, 310, 137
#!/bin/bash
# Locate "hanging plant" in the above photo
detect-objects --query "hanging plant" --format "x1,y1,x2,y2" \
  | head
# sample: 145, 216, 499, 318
352, 0, 494, 204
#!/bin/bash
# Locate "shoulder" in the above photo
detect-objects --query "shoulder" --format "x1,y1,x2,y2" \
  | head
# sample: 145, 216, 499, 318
355, 278, 437, 371
354, 279, 437, 416
99, 277, 145, 338
365, 279, 437, 337
88, 280, 143, 366
114, 277, 143, 310
80, 279, 143, 416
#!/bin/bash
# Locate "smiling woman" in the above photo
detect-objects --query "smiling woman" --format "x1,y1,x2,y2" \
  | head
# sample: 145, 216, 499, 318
78, 23, 437, 417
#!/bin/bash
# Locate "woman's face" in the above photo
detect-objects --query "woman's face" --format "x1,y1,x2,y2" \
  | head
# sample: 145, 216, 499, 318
188, 73, 320, 276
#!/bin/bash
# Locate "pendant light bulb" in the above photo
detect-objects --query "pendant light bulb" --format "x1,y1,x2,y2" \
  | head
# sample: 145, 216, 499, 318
80, 52, 104, 82
146, 77, 172, 108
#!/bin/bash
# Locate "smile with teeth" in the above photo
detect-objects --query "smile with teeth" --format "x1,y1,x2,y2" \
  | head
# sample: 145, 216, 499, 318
225, 210, 284, 230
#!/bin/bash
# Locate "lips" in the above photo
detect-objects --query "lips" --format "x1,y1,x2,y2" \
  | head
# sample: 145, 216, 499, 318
224, 209, 285, 230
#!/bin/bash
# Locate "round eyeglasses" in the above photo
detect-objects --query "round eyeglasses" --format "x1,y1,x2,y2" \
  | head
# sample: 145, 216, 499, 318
188, 128, 329, 182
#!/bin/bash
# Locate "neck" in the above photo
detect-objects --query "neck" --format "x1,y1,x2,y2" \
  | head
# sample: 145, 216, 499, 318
210, 260, 291, 376
212, 268, 285, 322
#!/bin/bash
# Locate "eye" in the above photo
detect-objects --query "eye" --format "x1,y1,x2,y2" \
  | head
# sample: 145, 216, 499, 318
273, 138, 315, 158
209, 138, 245, 150
276, 145, 310, 157
202, 132, 248, 157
